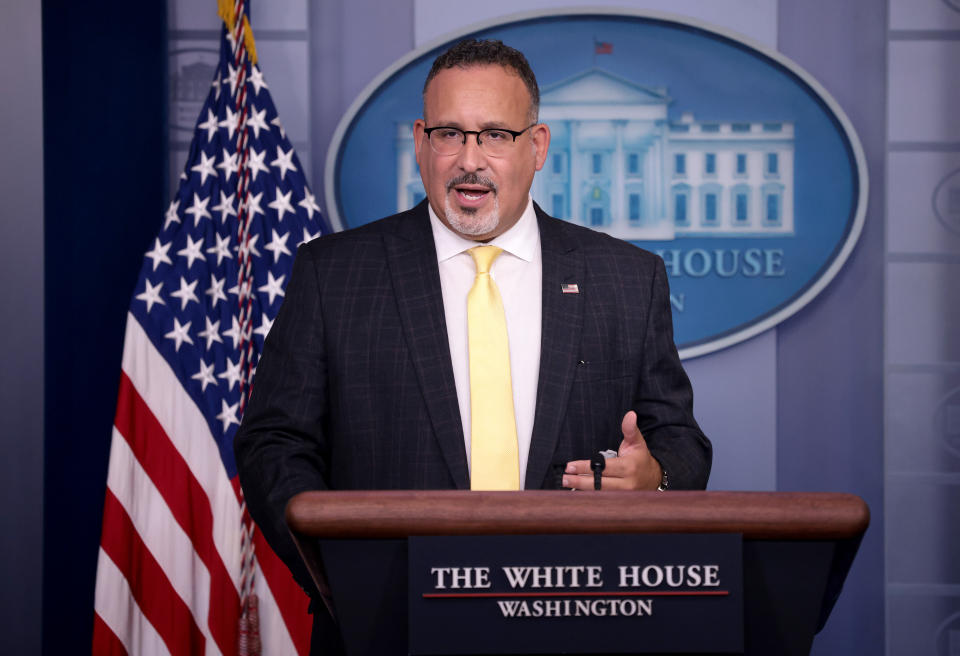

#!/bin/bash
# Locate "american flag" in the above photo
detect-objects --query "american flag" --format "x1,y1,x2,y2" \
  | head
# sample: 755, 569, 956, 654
93, 2, 324, 654
594, 40, 613, 55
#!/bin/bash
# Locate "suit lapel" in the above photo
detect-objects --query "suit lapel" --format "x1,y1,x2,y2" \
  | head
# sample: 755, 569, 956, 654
383, 204, 470, 489
525, 209, 584, 489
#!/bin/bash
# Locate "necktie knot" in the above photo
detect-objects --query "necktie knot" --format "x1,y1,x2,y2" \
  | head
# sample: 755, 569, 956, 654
469, 245, 503, 275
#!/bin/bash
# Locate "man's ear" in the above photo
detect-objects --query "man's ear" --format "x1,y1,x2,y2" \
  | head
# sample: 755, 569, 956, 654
531, 122, 551, 171
413, 119, 426, 166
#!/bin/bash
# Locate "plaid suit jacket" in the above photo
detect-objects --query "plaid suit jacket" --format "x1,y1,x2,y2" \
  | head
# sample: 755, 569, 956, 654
234, 200, 711, 608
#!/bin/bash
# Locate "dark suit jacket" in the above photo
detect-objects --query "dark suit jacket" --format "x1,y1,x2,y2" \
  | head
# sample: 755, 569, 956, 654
234, 201, 710, 648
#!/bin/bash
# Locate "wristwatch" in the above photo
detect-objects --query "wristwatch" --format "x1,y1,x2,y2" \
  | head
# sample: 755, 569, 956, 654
657, 467, 669, 492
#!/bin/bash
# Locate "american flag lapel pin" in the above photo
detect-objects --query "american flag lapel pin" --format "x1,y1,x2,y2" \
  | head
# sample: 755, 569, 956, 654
561, 283, 579, 294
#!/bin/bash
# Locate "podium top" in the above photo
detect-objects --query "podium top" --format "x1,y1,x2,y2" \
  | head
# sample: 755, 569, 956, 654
286, 490, 869, 541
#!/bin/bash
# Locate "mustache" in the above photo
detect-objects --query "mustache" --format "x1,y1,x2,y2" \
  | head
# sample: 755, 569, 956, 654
446, 173, 497, 193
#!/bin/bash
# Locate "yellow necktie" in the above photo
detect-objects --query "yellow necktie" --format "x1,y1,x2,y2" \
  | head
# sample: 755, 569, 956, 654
467, 245, 520, 490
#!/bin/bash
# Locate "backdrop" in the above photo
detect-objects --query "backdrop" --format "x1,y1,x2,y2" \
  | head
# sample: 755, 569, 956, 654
2, 0, 958, 653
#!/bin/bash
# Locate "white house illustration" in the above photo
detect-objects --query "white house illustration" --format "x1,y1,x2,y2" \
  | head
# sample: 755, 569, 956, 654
395, 68, 794, 240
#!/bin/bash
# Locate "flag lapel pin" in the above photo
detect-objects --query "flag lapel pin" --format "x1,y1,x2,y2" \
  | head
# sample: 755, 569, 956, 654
561, 283, 579, 294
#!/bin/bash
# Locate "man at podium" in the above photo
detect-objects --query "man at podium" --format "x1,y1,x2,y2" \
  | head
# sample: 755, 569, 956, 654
234, 37, 711, 646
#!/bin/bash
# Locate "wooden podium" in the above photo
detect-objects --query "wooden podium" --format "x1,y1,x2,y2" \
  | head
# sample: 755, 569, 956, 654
287, 491, 869, 655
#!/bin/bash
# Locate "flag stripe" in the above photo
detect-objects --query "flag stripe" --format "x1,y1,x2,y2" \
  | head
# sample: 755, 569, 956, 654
100, 489, 206, 654
254, 555, 304, 656
121, 310, 307, 653
122, 313, 246, 556
231, 475, 312, 656
105, 426, 223, 656
253, 525, 312, 655
114, 370, 239, 653
95, 547, 171, 656
93, 612, 130, 656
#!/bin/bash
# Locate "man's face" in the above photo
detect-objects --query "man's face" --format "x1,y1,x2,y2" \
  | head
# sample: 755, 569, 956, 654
414, 64, 550, 241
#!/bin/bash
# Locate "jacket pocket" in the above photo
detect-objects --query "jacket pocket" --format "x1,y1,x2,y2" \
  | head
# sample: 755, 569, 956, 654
572, 357, 638, 383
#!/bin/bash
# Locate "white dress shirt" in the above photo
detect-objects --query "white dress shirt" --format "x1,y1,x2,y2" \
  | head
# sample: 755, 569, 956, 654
428, 198, 542, 488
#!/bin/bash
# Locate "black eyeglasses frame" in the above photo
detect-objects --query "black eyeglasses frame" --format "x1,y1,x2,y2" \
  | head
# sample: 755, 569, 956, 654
422, 123, 537, 152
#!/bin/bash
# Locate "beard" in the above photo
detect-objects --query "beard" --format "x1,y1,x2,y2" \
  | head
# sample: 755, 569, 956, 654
443, 173, 500, 237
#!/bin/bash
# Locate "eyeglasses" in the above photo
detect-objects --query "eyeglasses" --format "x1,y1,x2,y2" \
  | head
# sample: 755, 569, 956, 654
423, 124, 537, 157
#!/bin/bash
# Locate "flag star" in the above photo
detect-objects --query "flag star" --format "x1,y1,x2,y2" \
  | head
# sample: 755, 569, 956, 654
258, 271, 286, 305
145, 238, 173, 271
206, 273, 228, 307
264, 228, 292, 262
299, 226, 320, 247
236, 233, 261, 259
270, 116, 286, 139
225, 31, 237, 54
218, 356, 243, 392
164, 317, 193, 352
246, 191, 265, 218
247, 105, 269, 139
191, 360, 217, 391
135, 279, 165, 313
248, 65, 268, 95
225, 62, 240, 94
215, 398, 240, 432
198, 109, 219, 141
267, 189, 294, 222
211, 75, 222, 100
184, 192, 212, 226
197, 315, 224, 350
253, 313, 274, 339
164, 199, 181, 230
206, 232, 232, 266
222, 315, 243, 349
170, 275, 199, 310
191, 150, 217, 185
298, 189, 320, 220
219, 105, 239, 140
177, 234, 206, 269
271, 147, 297, 180
247, 147, 269, 182
217, 149, 239, 180
212, 190, 237, 223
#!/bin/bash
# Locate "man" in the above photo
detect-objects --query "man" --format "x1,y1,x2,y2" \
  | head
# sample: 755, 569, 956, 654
235, 38, 710, 650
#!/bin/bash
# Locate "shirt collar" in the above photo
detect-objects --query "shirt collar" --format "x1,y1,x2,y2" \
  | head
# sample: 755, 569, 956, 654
429, 197, 538, 264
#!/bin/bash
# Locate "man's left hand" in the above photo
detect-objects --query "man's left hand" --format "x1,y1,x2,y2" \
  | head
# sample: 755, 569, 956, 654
562, 411, 663, 490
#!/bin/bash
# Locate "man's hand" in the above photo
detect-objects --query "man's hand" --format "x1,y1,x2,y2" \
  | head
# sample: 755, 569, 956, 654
562, 411, 663, 490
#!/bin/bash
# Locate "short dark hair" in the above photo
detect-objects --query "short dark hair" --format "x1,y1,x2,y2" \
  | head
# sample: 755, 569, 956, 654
422, 39, 540, 122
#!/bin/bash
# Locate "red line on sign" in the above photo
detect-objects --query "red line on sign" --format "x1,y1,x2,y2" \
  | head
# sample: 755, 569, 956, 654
423, 590, 729, 599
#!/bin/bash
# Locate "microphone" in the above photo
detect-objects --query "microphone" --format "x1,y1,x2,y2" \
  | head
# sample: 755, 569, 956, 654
590, 453, 606, 491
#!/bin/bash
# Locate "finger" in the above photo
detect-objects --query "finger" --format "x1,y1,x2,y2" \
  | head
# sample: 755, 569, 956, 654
564, 459, 594, 476
566, 454, 641, 478
620, 411, 643, 448
595, 475, 635, 491
561, 473, 635, 490
561, 473, 596, 490
593, 456, 638, 479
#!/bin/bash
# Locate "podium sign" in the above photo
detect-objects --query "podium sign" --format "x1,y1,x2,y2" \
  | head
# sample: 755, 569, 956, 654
408, 534, 743, 654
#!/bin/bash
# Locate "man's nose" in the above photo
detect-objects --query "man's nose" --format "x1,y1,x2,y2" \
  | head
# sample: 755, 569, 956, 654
456, 133, 487, 170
